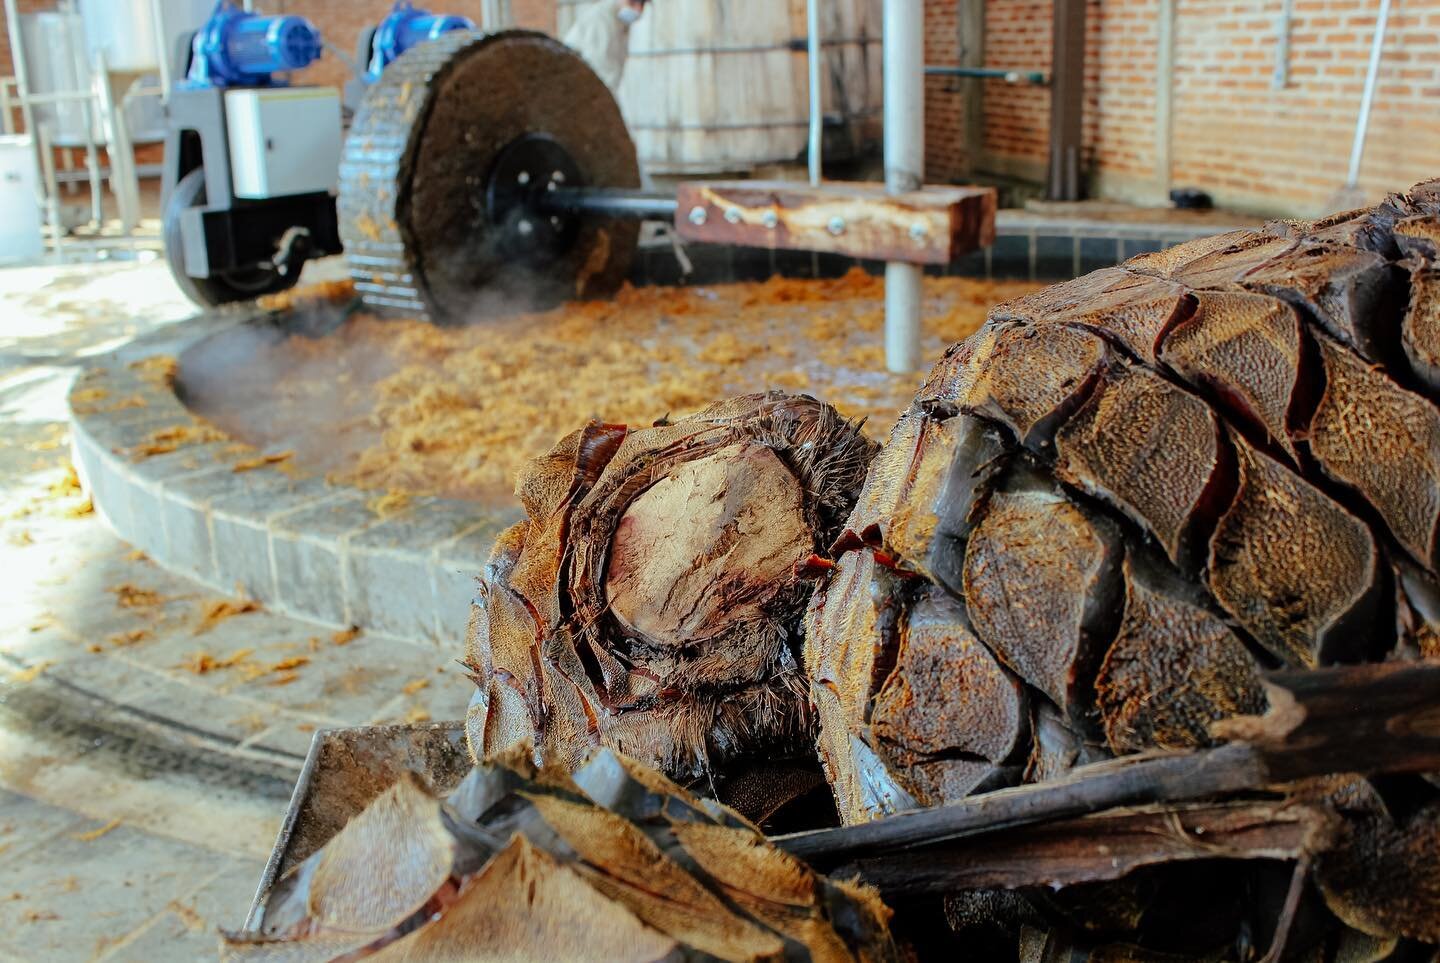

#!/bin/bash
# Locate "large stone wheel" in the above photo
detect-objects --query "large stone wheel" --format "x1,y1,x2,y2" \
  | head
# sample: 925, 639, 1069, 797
338, 30, 641, 323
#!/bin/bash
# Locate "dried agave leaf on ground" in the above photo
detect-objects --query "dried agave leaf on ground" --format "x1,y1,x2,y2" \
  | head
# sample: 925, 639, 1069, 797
224, 749, 897, 962
463, 391, 877, 806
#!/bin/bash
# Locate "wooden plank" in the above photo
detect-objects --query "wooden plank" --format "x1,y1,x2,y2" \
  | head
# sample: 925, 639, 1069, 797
674, 180, 997, 264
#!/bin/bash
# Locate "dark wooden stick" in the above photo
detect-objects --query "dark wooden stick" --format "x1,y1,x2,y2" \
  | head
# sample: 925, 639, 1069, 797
843, 801, 1335, 898
778, 661, 1440, 869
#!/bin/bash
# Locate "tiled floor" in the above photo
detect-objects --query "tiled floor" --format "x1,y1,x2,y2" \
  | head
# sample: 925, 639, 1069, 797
0, 257, 470, 961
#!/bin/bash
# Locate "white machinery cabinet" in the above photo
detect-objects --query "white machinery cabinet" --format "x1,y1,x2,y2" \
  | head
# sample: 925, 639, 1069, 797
224, 87, 342, 200
0, 136, 44, 263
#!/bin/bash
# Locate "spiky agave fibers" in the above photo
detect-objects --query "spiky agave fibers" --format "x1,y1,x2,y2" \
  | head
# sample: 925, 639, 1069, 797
463, 391, 878, 785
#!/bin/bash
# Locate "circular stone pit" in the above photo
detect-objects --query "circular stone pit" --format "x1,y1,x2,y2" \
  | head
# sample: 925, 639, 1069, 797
69, 306, 518, 649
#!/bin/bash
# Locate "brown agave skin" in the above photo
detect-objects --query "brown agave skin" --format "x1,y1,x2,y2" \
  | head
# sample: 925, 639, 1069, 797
456, 183, 1440, 953
463, 391, 877, 789
809, 181, 1440, 948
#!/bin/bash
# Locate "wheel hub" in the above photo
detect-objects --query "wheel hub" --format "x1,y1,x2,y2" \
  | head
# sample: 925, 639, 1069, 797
484, 134, 584, 269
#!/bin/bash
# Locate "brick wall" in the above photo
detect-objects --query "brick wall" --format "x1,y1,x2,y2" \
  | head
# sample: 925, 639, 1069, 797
1170, 0, 1440, 215
924, 0, 967, 181
923, 0, 1440, 216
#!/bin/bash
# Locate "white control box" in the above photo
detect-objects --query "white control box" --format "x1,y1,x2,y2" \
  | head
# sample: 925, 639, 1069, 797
0, 135, 44, 263
225, 87, 342, 200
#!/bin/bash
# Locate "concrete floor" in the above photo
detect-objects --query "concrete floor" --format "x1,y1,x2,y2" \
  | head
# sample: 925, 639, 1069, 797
0, 257, 465, 961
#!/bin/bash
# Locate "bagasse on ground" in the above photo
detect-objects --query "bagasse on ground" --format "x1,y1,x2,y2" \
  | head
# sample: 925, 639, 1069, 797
187, 270, 1042, 504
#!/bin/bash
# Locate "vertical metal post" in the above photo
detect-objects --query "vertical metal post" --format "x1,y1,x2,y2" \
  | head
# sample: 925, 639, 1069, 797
482, 0, 513, 30
93, 48, 141, 235
64, 13, 103, 228
36, 124, 62, 256
1272, 0, 1294, 89
1346, 0, 1391, 190
4, 0, 62, 251
151, 0, 173, 102
1046, 0, 1085, 201
883, 0, 923, 373
806, 0, 823, 186
1155, 0, 1175, 201
0, 80, 14, 135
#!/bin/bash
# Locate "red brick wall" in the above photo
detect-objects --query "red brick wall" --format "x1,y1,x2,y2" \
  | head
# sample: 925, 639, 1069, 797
1170, 0, 1440, 215
924, 0, 967, 180
1089, 0, 1156, 194
981, 0, 1054, 168
922, 0, 1440, 217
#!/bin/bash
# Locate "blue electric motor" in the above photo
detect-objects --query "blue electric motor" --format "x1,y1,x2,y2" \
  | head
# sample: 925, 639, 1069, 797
186, 1, 324, 88
366, 1, 474, 80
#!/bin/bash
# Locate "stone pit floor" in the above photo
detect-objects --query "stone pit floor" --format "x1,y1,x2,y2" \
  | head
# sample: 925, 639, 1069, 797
0, 255, 470, 961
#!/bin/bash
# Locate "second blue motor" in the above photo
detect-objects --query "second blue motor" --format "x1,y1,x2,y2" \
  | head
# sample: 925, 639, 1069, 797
367, 1, 474, 80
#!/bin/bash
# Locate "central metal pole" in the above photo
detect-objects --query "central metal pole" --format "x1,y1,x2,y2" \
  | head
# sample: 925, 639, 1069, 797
806, 0, 824, 186
883, 0, 923, 373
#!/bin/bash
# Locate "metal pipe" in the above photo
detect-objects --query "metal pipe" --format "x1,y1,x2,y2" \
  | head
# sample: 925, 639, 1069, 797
1346, 0, 1391, 190
36, 123, 63, 256
806, 0, 823, 186
92, 47, 142, 235
1272, 0, 1294, 89
628, 38, 875, 58
538, 186, 679, 219
883, 0, 923, 373
1156, 0, 1176, 201
64, 14, 103, 228
925, 65, 1046, 84
150, 0, 172, 102
12, 90, 101, 106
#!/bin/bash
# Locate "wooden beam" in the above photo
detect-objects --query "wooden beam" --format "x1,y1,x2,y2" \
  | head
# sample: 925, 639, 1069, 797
777, 660, 1440, 870
674, 180, 997, 264
846, 801, 1336, 898
960, 0, 987, 174
1047, 0, 1086, 200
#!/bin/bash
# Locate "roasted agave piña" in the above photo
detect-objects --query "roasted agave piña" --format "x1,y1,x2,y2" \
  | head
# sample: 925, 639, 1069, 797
808, 181, 1440, 951
463, 392, 876, 815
